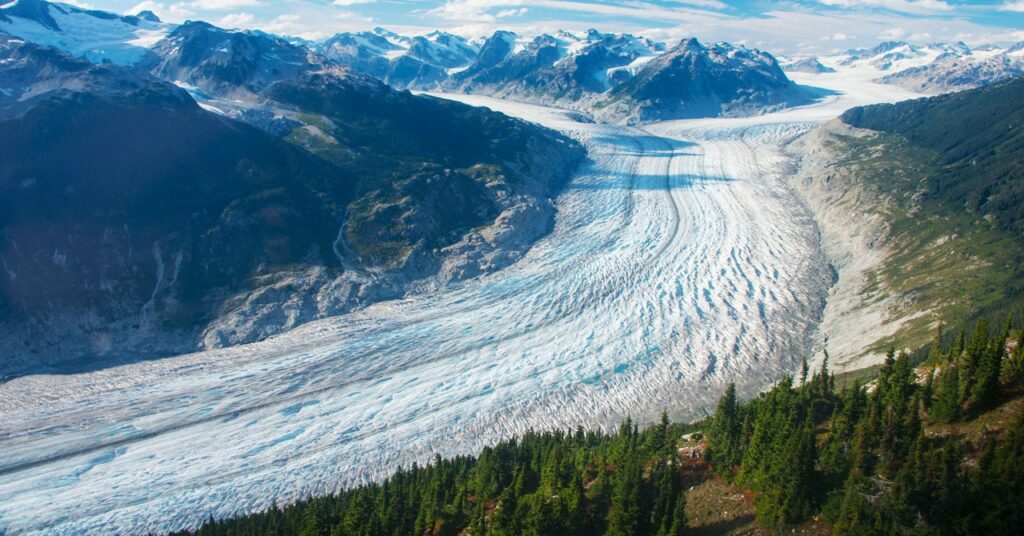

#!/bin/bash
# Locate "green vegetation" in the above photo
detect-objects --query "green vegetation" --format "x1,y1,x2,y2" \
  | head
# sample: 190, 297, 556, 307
177, 319, 1024, 535
270, 77, 583, 269
713, 320, 1024, 535
829, 78, 1024, 354
177, 414, 695, 536
170, 78, 1024, 536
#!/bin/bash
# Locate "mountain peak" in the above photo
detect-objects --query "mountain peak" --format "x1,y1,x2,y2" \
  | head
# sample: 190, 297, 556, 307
2, 0, 61, 31
135, 9, 159, 23
678, 37, 704, 52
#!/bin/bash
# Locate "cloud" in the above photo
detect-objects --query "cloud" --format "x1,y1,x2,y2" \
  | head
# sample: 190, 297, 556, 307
495, 7, 527, 18
820, 32, 852, 41
663, 0, 728, 9
115, 0, 1024, 53
218, 11, 255, 27
878, 26, 907, 40
126, 0, 260, 21
428, 0, 727, 23
190, 0, 259, 9
999, 1, 1024, 12
816, 0, 952, 15
61, 0, 96, 8
126, 1, 194, 21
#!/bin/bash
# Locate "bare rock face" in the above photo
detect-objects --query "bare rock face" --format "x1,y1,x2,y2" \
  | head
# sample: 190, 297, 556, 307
0, 33, 584, 377
599, 38, 813, 124
787, 120, 901, 369
878, 54, 1024, 94
782, 57, 835, 74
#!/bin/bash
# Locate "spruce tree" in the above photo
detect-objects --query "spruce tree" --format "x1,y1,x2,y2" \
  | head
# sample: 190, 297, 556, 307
706, 383, 741, 478
930, 359, 961, 423
666, 491, 688, 536
607, 454, 642, 535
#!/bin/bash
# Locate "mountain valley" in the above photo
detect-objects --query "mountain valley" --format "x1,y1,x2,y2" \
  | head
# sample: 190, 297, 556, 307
1, 1, 1023, 534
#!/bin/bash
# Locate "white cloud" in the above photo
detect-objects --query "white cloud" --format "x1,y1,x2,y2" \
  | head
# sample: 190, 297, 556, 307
190, 0, 259, 9
217, 11, 254, 28
126, 1, 194, 21
495, 7, 527, 18
879, 26, 907, 40
816, 0, 952, 15
663, 0, 728, 9
999, 1, 1024, 12
61, 0, 96, 9
115, 0, 1022, 54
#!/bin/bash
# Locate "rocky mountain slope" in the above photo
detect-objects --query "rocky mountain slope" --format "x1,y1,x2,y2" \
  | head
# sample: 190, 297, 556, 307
0, 30, 584, 376
789, 78, 1024, 368
877, 52, 1024, 94
444, 29, 663, 106
599, 38, 811, 123
316, 28, 478, 89
781, 56, 835, 74
827, 40, 1024, 94
1, 1, 817, 123
0, 0, 170, 64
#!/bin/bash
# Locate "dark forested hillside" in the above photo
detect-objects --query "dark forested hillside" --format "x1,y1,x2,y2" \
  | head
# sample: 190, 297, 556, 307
807, 78, 1024, 357
0, 35, 584, 375
840, 78, 1024, 239
177, 319, 1024, 535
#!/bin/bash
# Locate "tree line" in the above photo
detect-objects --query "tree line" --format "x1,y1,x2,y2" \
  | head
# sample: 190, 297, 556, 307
177, 318, 1024, 535
705, 317, 1024, 534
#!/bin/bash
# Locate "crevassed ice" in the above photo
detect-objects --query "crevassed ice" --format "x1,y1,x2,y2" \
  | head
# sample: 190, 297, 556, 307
0, 73, 917, 535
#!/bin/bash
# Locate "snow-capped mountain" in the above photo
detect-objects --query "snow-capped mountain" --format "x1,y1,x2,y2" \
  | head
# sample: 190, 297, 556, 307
0, 19, 584, 374
316, 27, 478, 89
875, 44, 1024, 94
833, 40, 962, 72
781, 56, 835, 74
823, 40, 1024, 94
598, 38, 811, 123
408, 31, 479, 68
445, 29, 664, 104
0, 32, 151, 116
141, 21, 333, 99
317, 30, 397, 79
0, 1, 817, 122
0, 0, 171, 64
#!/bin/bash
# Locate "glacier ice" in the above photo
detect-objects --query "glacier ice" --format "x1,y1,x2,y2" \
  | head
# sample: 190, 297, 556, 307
0, 74, 919, 535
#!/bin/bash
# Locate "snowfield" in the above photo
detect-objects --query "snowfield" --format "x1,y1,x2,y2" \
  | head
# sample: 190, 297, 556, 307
0, 73, 916, 535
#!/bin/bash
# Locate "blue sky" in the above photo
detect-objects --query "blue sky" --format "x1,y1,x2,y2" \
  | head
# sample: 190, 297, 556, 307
77, 0, 1024, 53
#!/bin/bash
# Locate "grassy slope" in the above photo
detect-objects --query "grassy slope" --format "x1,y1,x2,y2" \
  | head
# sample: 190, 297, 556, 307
821, 78, 1024, 357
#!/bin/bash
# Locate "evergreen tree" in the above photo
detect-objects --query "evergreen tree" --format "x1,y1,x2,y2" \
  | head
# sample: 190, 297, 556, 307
1002, 328, 1024, 385
666, 490, 688, 536
706, 383, 741, 478
930, 358, 961, 423
970, 317, 1008, 410
606, 457, 643, 536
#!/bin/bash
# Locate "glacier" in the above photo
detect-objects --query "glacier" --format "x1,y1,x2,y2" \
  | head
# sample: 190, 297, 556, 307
0, 71, 920, 535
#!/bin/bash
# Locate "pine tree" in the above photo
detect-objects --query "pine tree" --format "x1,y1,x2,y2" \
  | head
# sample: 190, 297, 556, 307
706, 383, 741, 478
970, 317, 1008, 410
922, 364, 935, 411
300, 501, 327, 536
1002, 328, 1024, 385
666, 490, 688, 536
930, 358, 961, 423
960, 319, 990, 402
606, 457, 643, 536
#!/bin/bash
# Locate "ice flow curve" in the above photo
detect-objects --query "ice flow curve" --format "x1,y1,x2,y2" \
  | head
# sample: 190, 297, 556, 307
0, 96, 834, 535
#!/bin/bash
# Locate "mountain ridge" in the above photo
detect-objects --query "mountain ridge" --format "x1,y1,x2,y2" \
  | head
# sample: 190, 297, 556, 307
0, 29, 584, 376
